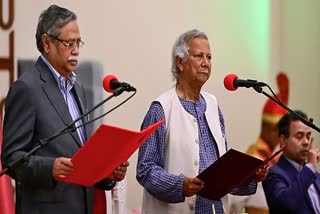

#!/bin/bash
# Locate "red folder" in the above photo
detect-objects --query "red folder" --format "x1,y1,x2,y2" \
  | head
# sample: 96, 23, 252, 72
58, 119, 164, 186
197, 148, 283, 200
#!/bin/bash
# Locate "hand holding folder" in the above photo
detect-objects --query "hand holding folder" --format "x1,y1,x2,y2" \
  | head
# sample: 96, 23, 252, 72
57, 119, 164, 186
197, 147, 284, 200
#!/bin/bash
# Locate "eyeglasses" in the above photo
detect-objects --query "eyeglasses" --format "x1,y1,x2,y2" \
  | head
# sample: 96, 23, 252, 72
49, 35, 84, 49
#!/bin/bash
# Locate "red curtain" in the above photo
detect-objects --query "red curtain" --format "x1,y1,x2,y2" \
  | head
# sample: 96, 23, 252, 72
0, 117, 15, 214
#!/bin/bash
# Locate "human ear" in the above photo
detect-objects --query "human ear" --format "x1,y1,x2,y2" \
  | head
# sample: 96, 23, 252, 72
42, 34, 50, 53
279, 135, 287, 149
176, 56, 184, 72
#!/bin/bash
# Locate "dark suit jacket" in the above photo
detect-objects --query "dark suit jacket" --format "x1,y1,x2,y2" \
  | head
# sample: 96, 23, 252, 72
1, 57, 108, 214
262, 155, 320, 214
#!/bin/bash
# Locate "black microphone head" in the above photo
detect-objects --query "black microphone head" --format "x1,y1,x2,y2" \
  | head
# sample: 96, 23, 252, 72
110, 79, 122, 90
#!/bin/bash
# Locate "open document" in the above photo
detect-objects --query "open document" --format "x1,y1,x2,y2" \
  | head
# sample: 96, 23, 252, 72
197, 148, 284, 200
57, 119, 164, 186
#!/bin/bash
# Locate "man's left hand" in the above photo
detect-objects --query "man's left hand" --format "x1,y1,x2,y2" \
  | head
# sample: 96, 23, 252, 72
108, 161, 129, 181
252, 164, 269, 182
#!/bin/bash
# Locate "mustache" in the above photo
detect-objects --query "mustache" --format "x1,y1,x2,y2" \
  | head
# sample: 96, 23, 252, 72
68, 55, 78, 61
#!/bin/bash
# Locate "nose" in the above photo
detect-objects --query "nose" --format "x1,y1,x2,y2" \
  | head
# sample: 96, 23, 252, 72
201, 56, 211, 67
71, 45, 80, 55
302, 137, 311, 147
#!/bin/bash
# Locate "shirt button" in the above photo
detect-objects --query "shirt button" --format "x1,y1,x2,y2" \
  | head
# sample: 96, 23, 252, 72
193, 118, 197, 123
195, 139, 199, 144
194, 160, 198, 166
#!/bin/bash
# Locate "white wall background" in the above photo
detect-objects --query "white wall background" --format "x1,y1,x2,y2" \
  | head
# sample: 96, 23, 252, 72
1, 0, 319, 212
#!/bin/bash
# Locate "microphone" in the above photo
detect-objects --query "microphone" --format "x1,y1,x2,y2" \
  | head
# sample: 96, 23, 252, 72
103, 75, 136, 93
224, 73, 267, 91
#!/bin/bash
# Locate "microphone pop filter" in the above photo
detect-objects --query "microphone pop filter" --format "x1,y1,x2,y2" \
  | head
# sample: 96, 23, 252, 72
224, 74, 238, 91
103, 75, 119, 93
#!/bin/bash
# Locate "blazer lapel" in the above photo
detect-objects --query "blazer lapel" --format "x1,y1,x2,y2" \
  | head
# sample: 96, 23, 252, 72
73, 82, 89, 141
279, 157, 314, 211
36, 58, 83, 148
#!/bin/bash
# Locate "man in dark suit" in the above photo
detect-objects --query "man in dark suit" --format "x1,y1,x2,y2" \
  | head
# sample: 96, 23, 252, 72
263, 110, 320, 213
1, 5, 129, 214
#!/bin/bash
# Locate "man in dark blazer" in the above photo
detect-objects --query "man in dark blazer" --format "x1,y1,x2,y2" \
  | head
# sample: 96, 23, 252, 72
263, 110, 320, 214
1, 5, 128, 214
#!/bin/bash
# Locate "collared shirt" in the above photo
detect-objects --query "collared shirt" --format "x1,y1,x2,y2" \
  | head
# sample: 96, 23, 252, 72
41, 55, 86, 144
286, 157, 320, 213
137, 95, 256, 214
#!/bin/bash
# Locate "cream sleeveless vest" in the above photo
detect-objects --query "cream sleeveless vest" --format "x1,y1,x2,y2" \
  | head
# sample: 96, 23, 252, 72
142, 88, 228, 214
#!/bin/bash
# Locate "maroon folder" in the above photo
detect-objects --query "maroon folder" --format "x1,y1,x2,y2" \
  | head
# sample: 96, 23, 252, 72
197, 148, 283, 200
57, 119, 164, 186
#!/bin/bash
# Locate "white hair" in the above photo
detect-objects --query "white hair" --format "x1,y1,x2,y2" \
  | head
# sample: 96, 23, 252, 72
170, 29, 208, 81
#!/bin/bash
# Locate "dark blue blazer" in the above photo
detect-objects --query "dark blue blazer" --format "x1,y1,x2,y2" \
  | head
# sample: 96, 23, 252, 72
262, 156, 320, 214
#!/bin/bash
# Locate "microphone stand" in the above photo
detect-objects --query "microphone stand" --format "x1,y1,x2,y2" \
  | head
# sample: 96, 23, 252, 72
0, 86, 133, 176
253, 85, 320, 133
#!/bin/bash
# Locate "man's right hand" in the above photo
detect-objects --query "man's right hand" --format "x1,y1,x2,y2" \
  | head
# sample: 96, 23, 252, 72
308, 148, 320, 167
182, 177, 204, 197
52, 157, 73, 179
308, 138, 320, 167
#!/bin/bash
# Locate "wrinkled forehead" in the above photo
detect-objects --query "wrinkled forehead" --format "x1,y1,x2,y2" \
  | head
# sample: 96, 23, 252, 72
187, 37, 211, 53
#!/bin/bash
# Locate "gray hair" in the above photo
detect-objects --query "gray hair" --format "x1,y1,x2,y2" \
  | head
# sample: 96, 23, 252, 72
36, 5, 77, 53
170, 29, 208, 81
